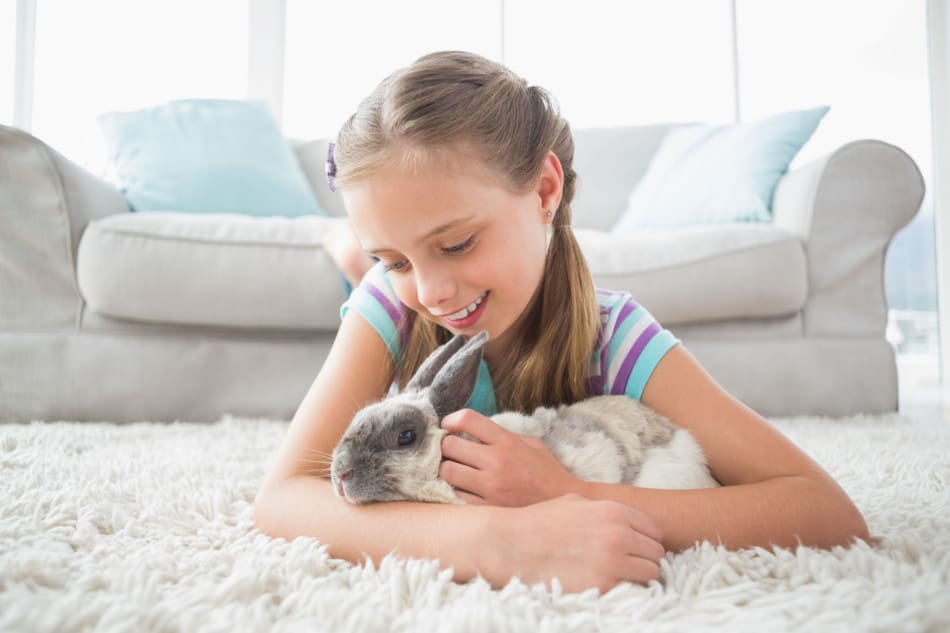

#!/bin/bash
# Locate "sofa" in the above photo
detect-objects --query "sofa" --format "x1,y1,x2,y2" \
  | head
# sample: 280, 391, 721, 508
0, 123, 924, 422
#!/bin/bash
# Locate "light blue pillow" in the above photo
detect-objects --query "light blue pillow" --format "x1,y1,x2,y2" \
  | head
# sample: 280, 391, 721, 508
98, 99, 324, 216
612, 106, 829, 232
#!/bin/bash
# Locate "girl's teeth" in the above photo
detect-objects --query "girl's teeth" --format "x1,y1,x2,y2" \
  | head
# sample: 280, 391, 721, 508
447, 293, 485, 320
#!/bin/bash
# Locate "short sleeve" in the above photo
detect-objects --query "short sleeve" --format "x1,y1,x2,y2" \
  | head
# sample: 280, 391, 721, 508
597, 292, 680, 400
339, 262, 408, 363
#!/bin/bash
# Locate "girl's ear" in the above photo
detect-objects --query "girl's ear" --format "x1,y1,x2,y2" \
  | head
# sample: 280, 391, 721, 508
429, 331, 489, 420
537, 150, 564, 217
406, 334, 468, 392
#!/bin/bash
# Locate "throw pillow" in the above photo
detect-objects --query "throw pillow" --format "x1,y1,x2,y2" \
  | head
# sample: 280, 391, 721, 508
612, 106, 829, 232
98, 99, 324, 217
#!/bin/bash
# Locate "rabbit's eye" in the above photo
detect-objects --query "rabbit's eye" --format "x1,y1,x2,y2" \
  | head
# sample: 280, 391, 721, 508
397, 429, 417, 446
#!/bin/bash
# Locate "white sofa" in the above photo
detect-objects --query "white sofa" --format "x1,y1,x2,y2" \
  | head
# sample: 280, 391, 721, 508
0, 123, 924, 422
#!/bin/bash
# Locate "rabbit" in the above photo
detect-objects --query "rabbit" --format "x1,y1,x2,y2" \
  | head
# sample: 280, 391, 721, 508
330, 331, 720, 505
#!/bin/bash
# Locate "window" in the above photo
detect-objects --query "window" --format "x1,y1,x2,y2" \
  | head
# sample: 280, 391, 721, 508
0, 0, 15, 125
282, 0, 502, 141
736, 0, 936, 388
284, 0, 736, 136
503, 0, 736, 128
30, 0, 249, 174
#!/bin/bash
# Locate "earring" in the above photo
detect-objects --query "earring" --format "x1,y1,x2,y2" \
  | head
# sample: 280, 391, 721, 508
545, 210, 553, 217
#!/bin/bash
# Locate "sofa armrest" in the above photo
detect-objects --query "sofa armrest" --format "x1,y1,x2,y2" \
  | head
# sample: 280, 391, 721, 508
0, 124, 130, 330
771, 140, 925, 336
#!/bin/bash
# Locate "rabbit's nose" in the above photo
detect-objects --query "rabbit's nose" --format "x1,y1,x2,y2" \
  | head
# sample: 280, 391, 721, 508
335, 471, 350, 497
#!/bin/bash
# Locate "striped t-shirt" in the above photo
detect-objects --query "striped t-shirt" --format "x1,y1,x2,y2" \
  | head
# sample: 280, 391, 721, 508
340, 262, 680, 416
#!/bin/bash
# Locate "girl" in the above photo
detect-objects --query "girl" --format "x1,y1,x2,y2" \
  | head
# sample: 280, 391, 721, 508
254, 51, 869, 594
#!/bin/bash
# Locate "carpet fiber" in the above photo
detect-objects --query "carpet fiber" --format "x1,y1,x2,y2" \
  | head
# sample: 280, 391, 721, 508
1, 412, 948, 632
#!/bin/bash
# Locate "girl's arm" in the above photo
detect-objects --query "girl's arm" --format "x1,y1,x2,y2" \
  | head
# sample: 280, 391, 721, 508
439, 345, 870, 552
253, 312, 668, 593
584, 344, 871, 551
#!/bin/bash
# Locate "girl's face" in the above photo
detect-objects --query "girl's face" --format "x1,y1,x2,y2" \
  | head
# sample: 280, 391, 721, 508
343, 151, 562, 363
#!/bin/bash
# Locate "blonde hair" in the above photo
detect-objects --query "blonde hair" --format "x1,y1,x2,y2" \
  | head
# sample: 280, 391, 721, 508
334, 51, 599, 412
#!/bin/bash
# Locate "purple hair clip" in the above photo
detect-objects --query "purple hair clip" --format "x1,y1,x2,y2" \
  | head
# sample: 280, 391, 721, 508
326, 142, 337, 192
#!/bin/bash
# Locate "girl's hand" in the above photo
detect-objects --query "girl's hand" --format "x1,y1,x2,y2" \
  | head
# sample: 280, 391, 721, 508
481, 494, 666, 594
439, 409, 585, 506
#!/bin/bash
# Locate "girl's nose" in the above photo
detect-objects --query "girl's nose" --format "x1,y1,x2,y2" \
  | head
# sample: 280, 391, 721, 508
414, 265, 456, 312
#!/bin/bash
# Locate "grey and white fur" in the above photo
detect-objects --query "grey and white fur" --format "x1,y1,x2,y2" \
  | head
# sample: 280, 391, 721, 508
330, 331, 719, 504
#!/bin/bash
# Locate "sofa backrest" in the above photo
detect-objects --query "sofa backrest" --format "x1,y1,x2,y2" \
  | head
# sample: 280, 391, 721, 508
292, 124, 676, 231
570, 125, 673, 230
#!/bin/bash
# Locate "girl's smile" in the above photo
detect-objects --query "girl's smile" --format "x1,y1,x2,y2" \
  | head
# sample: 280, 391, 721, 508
440, 290, 489, 328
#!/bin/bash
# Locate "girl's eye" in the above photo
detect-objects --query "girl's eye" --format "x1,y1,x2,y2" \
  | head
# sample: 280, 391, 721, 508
442, 235, 475, 255
376, 235, 474, 273
397, 429, 416, 446
369, 254, 407, 273
384, 260, 409, 273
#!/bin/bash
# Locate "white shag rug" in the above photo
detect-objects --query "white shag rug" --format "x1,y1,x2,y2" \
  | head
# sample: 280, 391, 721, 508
1, 412, 948, 633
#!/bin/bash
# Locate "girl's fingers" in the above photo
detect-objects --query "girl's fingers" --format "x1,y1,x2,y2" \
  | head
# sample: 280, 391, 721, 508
440, 433, 492, 468
621, 555, 663, 585
439, 458, 484, 497
620, 505, 664, 543
450, 487, 484, 505
626, 528, 667, 563
440, 409, 510, 445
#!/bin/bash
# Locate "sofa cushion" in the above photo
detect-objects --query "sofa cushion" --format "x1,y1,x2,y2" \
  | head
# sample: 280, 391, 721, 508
576, 224, 807, 325
77, 214, 806, 331
77, 212, 347, 329
98, 99, 325, 217
612, 106, 829, 231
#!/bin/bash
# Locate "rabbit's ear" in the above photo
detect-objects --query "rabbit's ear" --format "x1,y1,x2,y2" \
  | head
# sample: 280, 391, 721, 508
406, 333, 467, 392
429, 330, 489, 420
